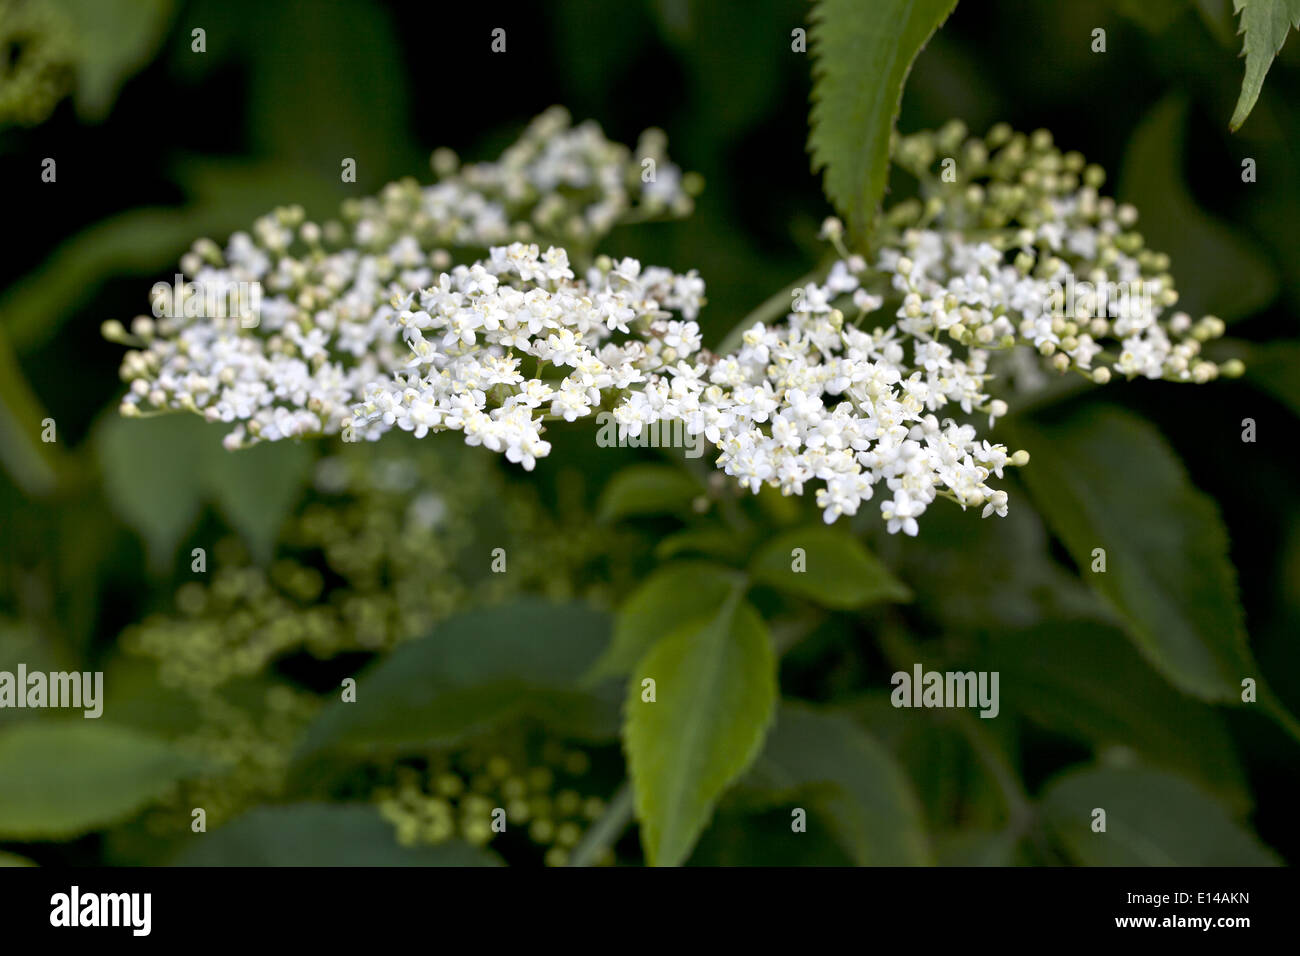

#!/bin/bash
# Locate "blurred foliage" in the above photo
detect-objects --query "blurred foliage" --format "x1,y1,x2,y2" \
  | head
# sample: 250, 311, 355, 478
0, 0, 1298, 867
0, 0, 175, 128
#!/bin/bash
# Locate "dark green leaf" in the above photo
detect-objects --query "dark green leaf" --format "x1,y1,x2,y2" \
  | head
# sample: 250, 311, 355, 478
294, 600, 619, 771
94, 412, 313, 568
985, 620, 1250, 812
750, 524, 911, 609
96, 413, 204, 566
0, 721, 207, 839
596, 464, 703, 522
1042, 765, 1279, 865
1006, 406, 1254, 702
202, 437, 314, 564
847, 692, 1008, 835
740, 703, 931, 865
878, 489, 1103, 632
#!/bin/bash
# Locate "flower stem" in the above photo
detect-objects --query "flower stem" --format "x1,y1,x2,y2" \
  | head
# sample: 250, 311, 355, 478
568, 781, 633, 867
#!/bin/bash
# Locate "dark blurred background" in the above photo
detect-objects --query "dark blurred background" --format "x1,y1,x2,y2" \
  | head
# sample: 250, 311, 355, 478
1, 0, 1297, 862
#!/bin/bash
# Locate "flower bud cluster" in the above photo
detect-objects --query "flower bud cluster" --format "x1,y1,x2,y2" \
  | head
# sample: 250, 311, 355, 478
377, 743, 610, 866
886, 121, 1231, 385
0, 0, 77, 126
124, 441, 637, 691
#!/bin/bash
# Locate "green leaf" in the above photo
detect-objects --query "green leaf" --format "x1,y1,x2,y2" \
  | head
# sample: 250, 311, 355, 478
985, 620, 1250, 812
1119, 95, 1276, 321
596, 464, 702, 522
1006, 406, 1254, 702
293, 600, 618, 773
96, 414, 205, 566
848, 692, 1009, 835
808, 0, 958, 243
624, 595, 777, 866
202, 436, 314, 563
0, 721, 207, 839
1042, 765, 1280, 865
588, 561, 743, 681
95, 412, 313, 567
172, 804, 502, 866
0, 852, 37, 866
749, 525, 911, 609
739, 703, 931, 865
55, 0, 175, 121
0, 327, 72, 496
1229, 0, 1300, 130
878, 486, 1103, 632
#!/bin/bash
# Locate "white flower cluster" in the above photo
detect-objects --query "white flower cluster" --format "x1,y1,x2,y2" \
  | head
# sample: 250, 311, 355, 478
350, 242, 1012, 531
709, 311, 1015, 531
108, 116, 1240, 536
107, 109, 697, 449
348, 243, 706, 471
